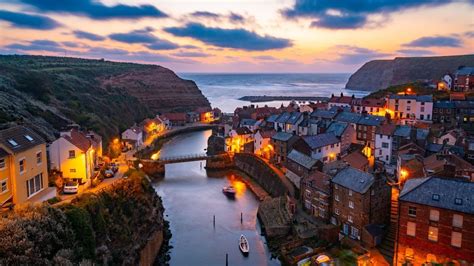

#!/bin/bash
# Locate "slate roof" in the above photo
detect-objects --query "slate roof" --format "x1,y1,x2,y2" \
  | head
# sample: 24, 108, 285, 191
275, 112, 292, 123
287, 149, 319, 170
335, 112, 362, 124
434, 100, 455, 109
326, 122, 349, 138
376, 124, 396, 136
298, 117, 309, 127
302, 133, 339, 150
361, 98, 385, 107
286, 112, 303, 125
455, 66, 474, 76
266, 114, 279, 123
272, 131, 294, 142
235, 127, 252, 135
426, 143, 443, 153
400, 177, 474, 214
240, 118, 257, 126
416, 128, 429, 140
0, 126, 45, 153
389, 94, 433, 102
357, 115, 385, 126
331, 167, 375, 194
310, 109, 338, 119
394, 125, 412, 138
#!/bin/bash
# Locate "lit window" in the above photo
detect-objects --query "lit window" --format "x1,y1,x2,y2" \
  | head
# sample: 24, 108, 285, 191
0, 179, 7, 193
428, 226, 438, 242
451, 232, 462, 248
453, 214, 463, 228
405, 248, 414, 260
348, 215, 353, 223
349, 201, 354, 209
407, 222, 416, 236
69, 150, 76, 159
0, 158, 5, 169
408, 206, 417, 217
19, 159, 25, 173
429, 210, 439, 222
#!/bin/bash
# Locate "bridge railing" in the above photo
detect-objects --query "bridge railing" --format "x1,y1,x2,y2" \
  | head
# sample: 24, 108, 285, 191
157, 153, 208, 162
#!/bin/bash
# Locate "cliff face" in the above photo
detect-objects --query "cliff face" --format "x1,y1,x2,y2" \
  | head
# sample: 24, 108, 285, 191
345, 54, 474, 91
0, 55, 210, 141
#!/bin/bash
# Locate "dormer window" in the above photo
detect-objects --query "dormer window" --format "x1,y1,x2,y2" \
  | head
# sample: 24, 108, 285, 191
432, 194, 440, 201
455, 198, 463, 205
24, 135, 34, 142
7, 139, 18, 147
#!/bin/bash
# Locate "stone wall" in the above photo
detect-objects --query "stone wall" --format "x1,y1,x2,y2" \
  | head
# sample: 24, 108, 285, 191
139, 230, 164, 266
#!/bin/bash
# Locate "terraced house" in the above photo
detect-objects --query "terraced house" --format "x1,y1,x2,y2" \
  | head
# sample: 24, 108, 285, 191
0, 126, 48, 206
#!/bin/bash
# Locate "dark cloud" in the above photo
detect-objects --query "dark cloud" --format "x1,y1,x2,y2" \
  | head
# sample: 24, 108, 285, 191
403, 36, 462, 47
18, 0, 168, 20
164, 23, 292, 51
73, 30, 105, 41
172, 51, 210, 57
187, 11, 247, 23
253, 55, 278, 61
229, 12, 245, 23
0, 10, 60, 30
146, 41, 180, 50
335, 46, 391, 65
109, 28, 180, 50
282, 0, 464, 29
5, 39, 66, 52
396, 48, 435, 56
190, 11, 220, 19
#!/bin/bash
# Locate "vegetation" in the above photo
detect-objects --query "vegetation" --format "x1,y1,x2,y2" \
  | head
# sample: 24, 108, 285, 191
365, 81, 449, 100
0, 173, 164, 264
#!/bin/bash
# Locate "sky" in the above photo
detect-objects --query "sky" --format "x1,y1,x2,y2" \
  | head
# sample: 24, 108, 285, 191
0, 0, 473, 73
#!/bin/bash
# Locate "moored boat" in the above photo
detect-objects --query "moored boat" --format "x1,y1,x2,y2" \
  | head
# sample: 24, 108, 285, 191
222, 186, 236, 197
239, 234, 249, 255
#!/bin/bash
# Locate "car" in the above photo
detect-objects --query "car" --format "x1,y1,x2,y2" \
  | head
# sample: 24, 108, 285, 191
109, 162, 119, 173
104, 169, 115, 178
63, 181, 79, 194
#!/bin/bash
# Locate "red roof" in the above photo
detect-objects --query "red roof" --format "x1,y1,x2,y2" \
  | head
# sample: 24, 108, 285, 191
342, 151, 369, 171
362, 98, 385, 107
64, 129, 92, 152
163, 113, 187, 121
376, 124, 396, 135
195, 107, 212, 113
329, 95, 354, 104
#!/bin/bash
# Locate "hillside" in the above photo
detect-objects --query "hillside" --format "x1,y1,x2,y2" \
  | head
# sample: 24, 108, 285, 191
345, 54, 474, 91
0, 55, 210, 142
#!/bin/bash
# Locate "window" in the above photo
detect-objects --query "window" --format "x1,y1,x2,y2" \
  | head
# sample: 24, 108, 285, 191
335, 208, 340, 215
453, 214, 463, 228
70, 169, 76, 173
351, 226, 359, 238
19, 159, 25, 173
0, 158, 5, 170
432, 194, 440, 201
407, 222, 416, 236
382, 142, 389, 148
421, 107, 425, 112
68, 150, 76, 159
405, 248, 414, 260
420, 114, 424, 120
455, 198, 463, 205
349, 201, 354, 209
335, 194, 340, 202
348, 190, 353, 196
26, 173, 43, 197
0, 179, 7, 194
429, 210, 439, 222
36, 152, 42, 164
348, 215, 353, 223
335, 184, 338, 190
428, 226, 438, 242
7, 139, 18, 147
408, 206, 417, 217
24, 135, 34, 142
451, 232, 462, 247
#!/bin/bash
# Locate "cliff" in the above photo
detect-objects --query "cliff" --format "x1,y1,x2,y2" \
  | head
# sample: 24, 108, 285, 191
0, 55, 210, 142
345, 54, 474, 91
0, 173, 165, 265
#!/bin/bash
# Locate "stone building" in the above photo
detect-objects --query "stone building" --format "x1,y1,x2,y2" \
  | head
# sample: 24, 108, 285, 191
300, 170, 331, 222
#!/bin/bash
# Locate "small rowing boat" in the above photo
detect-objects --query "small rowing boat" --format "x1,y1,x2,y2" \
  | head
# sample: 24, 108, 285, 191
239, 234, 249, 255
222, 186, 236, 197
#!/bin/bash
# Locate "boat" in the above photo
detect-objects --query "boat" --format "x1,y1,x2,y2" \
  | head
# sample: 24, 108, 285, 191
239, 234, 249, 255
222, 186, 236, 197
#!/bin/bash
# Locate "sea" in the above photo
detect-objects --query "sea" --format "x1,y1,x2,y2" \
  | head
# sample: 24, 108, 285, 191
178, 73, 370, 113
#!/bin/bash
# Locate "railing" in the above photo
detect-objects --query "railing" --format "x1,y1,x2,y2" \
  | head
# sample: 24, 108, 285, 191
157, 153, 209, 163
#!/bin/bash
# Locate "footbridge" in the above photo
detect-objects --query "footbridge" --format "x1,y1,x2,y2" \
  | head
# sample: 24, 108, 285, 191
153, 153, 210, 164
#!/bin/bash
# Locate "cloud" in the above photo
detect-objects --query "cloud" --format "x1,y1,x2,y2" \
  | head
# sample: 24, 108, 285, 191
172, 51, 210, 57
253, 55, 278, 61
0, 10, 60, 30
396, 48, 435, 56
466, 31, 474, 38
282, 0, 466, 29
403, 36, 462, 47
187, 11, 248, 24
146, 41, 180, 50
190, 11, 220, 19
18, 0, 168, 20
5, 39, 67, 52
229, 12, 245, 23
109, 28, 180, 50
164, 23, 292, 51
335, 45, 391, 64
73, 30, 105, 41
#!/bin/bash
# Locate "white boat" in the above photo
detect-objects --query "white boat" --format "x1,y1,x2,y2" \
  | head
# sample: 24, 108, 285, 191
239, 234, 249, 255
222, 186, 236, 197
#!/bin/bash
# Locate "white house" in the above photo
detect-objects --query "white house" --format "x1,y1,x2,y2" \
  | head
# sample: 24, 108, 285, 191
121, 125, 143, 149
49, 129, 101, 184
375, 124, 396, 165
254, 129, 275, 159
386, 95, 433, 123
297, 133, 341, 163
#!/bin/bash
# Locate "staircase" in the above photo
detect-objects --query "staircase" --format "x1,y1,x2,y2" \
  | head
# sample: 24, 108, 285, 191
377, 188, 399, 265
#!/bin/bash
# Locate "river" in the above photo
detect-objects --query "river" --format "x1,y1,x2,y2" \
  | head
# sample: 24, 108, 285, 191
153, 130, 280, 266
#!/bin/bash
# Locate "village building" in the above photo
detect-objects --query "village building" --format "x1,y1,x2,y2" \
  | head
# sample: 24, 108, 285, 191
355, 114, 386, 156
226, 127, 253, 153
293, 133, 341, 163
121, 124, 143, 150
395, 177, 474, 265
423, 154, 474, 181
432, 101, 456, 125
265, 114, 280, 131
330, 167, 391, 246
340, 150, 369, 172
254, 129, 275, 160
270, 132, 299, 164
300, 170, 331, 222
391, 125, 414, 165
240, 118, 258, 132
375, 124, 397, 165
0, 126, 49, 205
453, 66, 474, 92
163, 112, 187, 127
195, 107, 214, 123
386, 95, 433, 123
454, 101, 474, 131
284, 112, 304, 135
353, 98, 386, 115
274, 112, 292, 132
326, 121, 356, 153
49, 128, 102, 185
285, 149, 322, 189
335, 111, 362, 130
327, 94, 355, 109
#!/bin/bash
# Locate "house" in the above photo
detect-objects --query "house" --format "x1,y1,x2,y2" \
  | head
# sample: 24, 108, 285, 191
49, 128, 102, 184
285, 149, 322, 189
432, 101, 455, 125
391, 125, 413, 165
330, 167, 391, 246
240, 118, 258, 131
265, 114, 279, 130
375, 124, 396, 165
397, 152, 426, 184
297, 117, 310, 136
275, 112, 292, 132
395, 177, 474, 265
423, 154, 474, 181
293, 133, 341, 163
326, 121, 356, 153
186, 112, 200, 123
453, 66, 474, 92
270, 132, 299, 164
300, 170, 331, 222
454, 101, 474, 131
355, 114, 385, 154
226, 127, 253, 153
163, 113, 187, 126
195, 107, 214, 123
328, 93, 355, 109
121, 124, 143, 149
254, 129, 275, 160
436, 130, 461, 146
341, 151, 369, 172
353, 98, 386, 115
335, 111, 362, 129
284, 112, 304, 134
386, 95, 433, 123
0, 126, 48, 205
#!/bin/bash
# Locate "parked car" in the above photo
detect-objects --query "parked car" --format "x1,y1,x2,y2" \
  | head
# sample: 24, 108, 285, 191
104, 169, 115, 178
109, 162, 119, 173
63, 181, 79, 194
